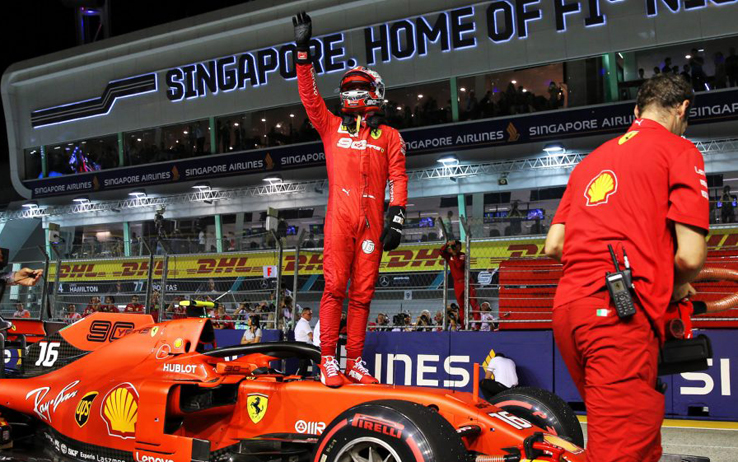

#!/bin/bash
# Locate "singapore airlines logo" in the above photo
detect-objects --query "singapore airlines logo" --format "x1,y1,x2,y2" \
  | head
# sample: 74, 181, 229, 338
584, 170, 618, 206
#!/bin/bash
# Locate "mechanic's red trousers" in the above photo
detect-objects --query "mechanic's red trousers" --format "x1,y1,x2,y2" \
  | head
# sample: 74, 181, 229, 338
319, 208, 382, 360
453, 281, 480, 328
553, 293, 663, 462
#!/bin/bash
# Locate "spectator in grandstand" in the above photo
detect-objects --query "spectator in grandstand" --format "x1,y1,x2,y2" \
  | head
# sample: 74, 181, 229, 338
213, 304, 234, 329
439, 240, 480, 328
689, 48, 707, 91
83, 296, 101, 317
294, 307, 314, 344
652, 66, 661, 76
13, 303, 30, 318
720, 185, 735, 223
479, 302, 499, 331
727, 47, 738, 87
241, 315, 262, 344
638, 68, 646, 80
148, 291, 161, 320
661, 57, 673, 74
680, 64, 692, 84
479, 350, 518, 399
198, 229, 206, 252
100, 295, 118, 313
124, 295, 145, 313
66, 304, 81, 322
281, 296, 296, 328
714, 52, 728, 89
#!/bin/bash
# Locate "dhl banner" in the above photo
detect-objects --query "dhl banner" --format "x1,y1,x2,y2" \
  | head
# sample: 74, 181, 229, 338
46, 228, 738, 282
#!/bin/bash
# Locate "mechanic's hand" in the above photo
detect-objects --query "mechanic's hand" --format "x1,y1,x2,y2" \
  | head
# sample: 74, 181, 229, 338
13, 268, 43, 287
292, 11, 312, 48
380, 206, 405, 252
671, 282, 696, 303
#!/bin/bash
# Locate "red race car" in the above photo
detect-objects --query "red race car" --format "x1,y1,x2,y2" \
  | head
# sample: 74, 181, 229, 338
0, 310, 588, 462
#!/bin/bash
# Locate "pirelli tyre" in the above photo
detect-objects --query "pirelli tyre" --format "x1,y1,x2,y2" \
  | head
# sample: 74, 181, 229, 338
488, 386, 584, 447
313, 399, 467, 462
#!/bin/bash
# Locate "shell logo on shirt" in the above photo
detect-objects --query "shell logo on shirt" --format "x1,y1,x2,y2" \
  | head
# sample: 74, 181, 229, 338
584, 170, 618, 206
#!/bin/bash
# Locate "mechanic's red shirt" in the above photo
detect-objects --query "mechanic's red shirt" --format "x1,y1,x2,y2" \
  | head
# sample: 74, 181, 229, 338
552, 118, 709, 338
440, 244, 466, 285
124, 303, 144, 314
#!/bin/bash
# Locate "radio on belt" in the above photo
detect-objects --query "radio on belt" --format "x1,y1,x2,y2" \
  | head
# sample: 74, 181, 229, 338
606, 244, 637, 318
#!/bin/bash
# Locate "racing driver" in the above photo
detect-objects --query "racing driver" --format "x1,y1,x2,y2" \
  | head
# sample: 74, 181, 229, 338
293, 12, 408, 387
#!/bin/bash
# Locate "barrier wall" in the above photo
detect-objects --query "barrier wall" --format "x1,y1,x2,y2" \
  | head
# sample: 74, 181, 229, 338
211, 329, 738, 421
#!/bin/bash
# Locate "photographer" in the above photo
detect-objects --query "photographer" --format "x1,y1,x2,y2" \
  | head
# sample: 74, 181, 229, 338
544, 74, 708, 462
415, 310, 432, 331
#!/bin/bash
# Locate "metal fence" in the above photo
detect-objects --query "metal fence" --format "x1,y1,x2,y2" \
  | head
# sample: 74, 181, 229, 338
13, 225, 738, 331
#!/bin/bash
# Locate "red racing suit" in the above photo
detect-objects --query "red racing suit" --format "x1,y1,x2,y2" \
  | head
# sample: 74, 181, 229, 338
440, 243, 479, 328
297, 62, 408, 360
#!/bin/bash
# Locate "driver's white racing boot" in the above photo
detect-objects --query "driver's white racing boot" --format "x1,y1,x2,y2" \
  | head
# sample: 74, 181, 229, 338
345, 357, 379, 384
318, 355, 344, 388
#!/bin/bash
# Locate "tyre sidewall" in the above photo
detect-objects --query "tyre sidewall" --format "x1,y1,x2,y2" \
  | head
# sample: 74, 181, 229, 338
315, 403, 434, 462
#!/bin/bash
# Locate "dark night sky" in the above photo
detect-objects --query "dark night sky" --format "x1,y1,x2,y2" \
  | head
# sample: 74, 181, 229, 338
0, 0, 261, 207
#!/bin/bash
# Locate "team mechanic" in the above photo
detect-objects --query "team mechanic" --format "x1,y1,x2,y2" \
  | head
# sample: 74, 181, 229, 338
544, 74, 708, 462
293, 12, 408, 388
440, 240, 480, 329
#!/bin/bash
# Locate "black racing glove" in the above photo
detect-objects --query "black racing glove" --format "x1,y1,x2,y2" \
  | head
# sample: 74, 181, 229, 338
366, 111, 386, 129
292, 11, 312, 64
380, 206, 405, 252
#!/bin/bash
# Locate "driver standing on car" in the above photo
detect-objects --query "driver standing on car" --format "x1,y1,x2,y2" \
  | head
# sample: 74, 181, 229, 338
292, 12, 408, 387
544, 74, 708, 462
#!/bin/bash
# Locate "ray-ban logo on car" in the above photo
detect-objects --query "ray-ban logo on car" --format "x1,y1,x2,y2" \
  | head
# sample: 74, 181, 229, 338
26, 380, 80, 422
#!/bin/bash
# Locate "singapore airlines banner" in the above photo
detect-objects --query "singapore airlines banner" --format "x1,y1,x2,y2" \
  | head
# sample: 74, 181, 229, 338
23, 88, 738, 198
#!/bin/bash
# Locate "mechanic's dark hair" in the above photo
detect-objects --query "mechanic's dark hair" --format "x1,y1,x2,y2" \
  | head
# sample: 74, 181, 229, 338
249, 315, 260, 329
636, 74, 694, 115
495, 353, 506, 358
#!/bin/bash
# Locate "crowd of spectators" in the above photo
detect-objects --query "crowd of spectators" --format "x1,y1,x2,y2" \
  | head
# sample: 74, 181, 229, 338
458, 82, 569, 122
638, 47, 738, 91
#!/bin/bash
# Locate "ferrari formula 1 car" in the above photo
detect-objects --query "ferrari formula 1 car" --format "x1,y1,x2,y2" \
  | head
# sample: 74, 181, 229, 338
0, 311, 587, 462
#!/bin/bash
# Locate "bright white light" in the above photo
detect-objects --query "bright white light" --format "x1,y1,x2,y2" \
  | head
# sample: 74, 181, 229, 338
290, 114, 295, 118
396, 106, 402, 110
418, 94, 424, 99
438, 155, 459, 165
543, 143, 565, 153
685, 55, 691, 59
183, 130, 188, 134
512, 80, 517, 84
276, 123, 282, 128
460, 87, 466, 92
261, 118, 266, 122
234, 123, 239, 126
137, 138, 142, 142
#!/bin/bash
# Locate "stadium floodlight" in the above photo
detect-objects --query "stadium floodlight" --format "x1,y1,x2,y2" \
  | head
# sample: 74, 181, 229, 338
543, 143, 565, 153
192, 182, 211, 191
22, 201, 39, 208
129, 189, 147, 198
73, 196, 90, 203
438, 155, 459, 166
263, 175, 283, 183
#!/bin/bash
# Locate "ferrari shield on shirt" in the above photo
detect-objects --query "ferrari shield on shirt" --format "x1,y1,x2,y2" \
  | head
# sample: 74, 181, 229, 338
552, 118, 709, 339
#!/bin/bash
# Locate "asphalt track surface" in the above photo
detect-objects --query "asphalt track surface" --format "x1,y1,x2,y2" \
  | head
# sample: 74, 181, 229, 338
579, 417, 738, 462
0, 418, 734, 461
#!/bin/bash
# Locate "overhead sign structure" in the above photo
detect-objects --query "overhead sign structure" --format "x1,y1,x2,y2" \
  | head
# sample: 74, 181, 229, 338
29, 0, 738, 127
23, 88, 738, 198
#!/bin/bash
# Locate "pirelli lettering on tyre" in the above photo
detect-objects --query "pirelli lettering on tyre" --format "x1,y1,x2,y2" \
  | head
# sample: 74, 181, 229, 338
351, 413, 404, 439
74, 391, 98, 428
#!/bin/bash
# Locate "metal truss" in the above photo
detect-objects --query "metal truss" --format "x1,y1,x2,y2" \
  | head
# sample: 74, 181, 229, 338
3, 137, 738, 223
692, 138, 738, 155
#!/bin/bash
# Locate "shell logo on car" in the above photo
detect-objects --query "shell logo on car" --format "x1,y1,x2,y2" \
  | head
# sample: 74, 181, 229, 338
584, 170, 618, 206
101, 383, 139, 439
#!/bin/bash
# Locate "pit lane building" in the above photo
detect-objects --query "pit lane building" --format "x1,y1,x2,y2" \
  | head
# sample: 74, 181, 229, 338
3, 0, 738, 253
